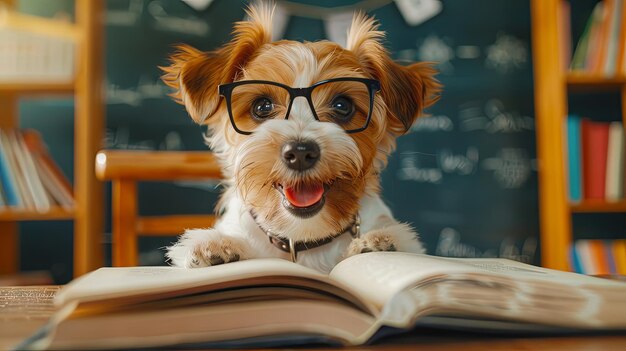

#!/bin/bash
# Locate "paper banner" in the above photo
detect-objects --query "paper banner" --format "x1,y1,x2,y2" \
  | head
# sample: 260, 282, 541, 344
181, 0, 214, 12
324, 11, 354, 48
394, 0, 442, 26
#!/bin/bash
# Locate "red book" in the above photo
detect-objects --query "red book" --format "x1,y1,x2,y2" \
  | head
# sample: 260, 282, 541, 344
582, 119, 610, 199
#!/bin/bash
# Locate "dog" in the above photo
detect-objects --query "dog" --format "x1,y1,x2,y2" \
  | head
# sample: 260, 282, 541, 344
161, 3, 440, 273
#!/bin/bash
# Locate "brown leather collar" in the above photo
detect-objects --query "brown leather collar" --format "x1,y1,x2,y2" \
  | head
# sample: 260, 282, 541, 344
250, 211, 360, 262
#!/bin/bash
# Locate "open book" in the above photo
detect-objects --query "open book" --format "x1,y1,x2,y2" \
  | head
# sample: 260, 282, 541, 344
26, 252, 626, 349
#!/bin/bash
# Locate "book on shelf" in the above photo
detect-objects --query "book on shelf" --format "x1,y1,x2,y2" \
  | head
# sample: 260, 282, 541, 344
566, 115, 583, 202
581, 119, 610, 200
0, 7, 76, 82
606, 121, 625, 201
570, 0, 626, 76
571, 239, 626, 275
567, 117, 625, 202
22, 252, 626, 350
0, 131, 20, 207
0, 128, 74, 212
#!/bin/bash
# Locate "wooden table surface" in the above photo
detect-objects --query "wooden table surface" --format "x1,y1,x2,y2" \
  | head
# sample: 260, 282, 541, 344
1, 286, 625, 350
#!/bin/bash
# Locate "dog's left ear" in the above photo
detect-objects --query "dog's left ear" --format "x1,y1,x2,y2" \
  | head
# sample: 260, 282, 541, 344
161, 4, 274, 123
346, 13, 441, 134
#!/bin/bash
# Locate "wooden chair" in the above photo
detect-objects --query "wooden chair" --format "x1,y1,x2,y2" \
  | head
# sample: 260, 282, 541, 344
95, 150, 221, 266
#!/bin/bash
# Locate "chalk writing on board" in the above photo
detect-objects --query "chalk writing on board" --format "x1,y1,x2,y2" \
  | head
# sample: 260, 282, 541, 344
439, 147, 479, 175
107, 75, 170, 106
411, 114, 454, 132
485, 32, 527, 74
105, 128, 187, 151
418, 34, 454, 74
107, 0, 143, 26
397, 147, 479, 183
397, 154, 442, 184
148, 1, 210, 36
459, 99, 534, 133
481, 148, 534, 189
105, 127, 155, 150
435, 227, 537, 263
456, 45, 480, 59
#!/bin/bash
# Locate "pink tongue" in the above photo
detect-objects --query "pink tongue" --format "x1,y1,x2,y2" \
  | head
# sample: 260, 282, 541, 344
284, 183, 324, 208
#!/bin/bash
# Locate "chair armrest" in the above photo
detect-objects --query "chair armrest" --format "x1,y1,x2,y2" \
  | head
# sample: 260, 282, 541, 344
95, 150, 221, 181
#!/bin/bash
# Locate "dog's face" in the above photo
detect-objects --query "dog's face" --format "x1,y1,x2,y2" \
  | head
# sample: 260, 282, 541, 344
162, 4, 439, 242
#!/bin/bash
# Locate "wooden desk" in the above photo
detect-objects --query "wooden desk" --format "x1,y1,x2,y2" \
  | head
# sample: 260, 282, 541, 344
1, 286, 625, 350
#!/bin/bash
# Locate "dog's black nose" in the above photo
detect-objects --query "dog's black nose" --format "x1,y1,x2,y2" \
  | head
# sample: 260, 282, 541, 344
281, 140, 320, 171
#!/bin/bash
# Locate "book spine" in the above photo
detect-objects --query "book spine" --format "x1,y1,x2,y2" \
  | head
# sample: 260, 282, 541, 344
590, 240, 611, 275
575, 240, 594, 274
22, 130, 74, 209
619, 0, 626, 74
605, 121, 625, 201
0, 129, 21, 207
567, 115, 583, 202
604, 0, 624, 75
605, 241, 618, 275
570, 244, 584, 273
582, 119, 610, 200
613, 240, 626, 275
570, 3, 595, 71
0, 175, 5, 207
17, 131, 51, 212
592, 0, 614, 74
585, 2, 606, 71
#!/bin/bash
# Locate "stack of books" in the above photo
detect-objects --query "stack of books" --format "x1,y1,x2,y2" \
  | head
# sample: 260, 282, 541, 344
0, 7, 76, 82
571, 239, 626, 275
0, 129, 73, 212
569, 0, 626, 76
566, 116, 624, 202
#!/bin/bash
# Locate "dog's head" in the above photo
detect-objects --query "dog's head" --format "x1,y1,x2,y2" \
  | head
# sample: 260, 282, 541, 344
162, 3, 440, 242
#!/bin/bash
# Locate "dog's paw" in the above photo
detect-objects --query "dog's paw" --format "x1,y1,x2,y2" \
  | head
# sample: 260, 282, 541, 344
344, 230, 397, 258
344, 223, 425, 259
166, 229, 249, 268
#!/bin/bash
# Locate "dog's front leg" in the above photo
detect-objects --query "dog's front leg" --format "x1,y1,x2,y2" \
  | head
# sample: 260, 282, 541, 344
344, 222, 425, 258
166, 228, 252, 268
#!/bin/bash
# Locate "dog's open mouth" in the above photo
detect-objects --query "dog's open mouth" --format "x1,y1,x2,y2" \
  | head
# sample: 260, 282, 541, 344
275, 182, 328, 218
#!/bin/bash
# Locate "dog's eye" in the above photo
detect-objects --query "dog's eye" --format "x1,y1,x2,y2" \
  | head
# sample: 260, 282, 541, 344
330, 96, 355, 122
251, 97, 275, 120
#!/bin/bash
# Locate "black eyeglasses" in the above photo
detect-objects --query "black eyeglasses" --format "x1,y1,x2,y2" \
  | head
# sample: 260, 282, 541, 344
218, 77, 381, 135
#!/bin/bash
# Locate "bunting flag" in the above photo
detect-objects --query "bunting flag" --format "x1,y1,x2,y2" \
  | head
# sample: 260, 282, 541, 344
181, 0, 214, 12
184, 0, 444, 41
394, 0, 442, 26
324, 11, 355, 48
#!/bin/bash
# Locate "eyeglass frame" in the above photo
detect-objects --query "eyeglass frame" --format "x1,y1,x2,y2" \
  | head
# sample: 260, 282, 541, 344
218, 77, 381, 135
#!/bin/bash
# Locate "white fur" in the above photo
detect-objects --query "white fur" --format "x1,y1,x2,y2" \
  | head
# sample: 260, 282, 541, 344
166, 191, 424, 274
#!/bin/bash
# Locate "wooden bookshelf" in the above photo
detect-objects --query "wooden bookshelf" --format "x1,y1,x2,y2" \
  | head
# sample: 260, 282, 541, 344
0, 0, 104, 277
0, 82, 75, 94
567, 73, 626, 90
531, 0, 626, 271
0, 207, 75, 221
571, 200, 626, 213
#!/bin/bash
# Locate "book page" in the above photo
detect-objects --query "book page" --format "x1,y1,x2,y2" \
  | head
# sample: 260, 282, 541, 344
329, 252, 484, 308
330, 252, 626, 328
331, 252, 626, 308
56, 259, 333, 306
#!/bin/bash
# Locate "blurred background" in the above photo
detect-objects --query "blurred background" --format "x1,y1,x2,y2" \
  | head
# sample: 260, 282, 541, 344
1, 0, 624, 284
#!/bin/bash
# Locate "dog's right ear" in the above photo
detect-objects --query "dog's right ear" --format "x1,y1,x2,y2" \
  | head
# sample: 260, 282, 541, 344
160, 4, 274, 124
